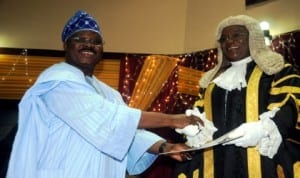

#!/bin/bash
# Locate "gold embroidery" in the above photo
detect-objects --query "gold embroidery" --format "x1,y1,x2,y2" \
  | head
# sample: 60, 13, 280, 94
194, 99, 204, 107
193, 169, 199, 178
271, 74, 300, 87
203, 84, 215, 178
269, 86, 300, 94
294, 161, 300, 178
267, 94, 298, 110
246, 66, 263, 178
178, 173, 186, 178
177, 169, 200, 178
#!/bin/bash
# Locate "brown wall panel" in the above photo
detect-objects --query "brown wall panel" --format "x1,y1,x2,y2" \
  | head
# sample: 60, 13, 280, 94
0, 54, 120, 100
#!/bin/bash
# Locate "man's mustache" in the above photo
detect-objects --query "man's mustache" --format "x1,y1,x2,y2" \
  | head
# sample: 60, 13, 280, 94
79, 47, 96, 54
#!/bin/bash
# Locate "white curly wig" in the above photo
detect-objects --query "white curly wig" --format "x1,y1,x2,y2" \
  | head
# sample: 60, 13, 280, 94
200, 15, 284, 88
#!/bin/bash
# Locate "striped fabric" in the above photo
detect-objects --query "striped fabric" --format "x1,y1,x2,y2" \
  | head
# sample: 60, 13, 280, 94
6, 62, 161, 178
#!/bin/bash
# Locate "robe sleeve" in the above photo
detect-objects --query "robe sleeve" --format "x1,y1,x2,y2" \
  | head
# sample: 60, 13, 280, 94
41, 80, 141, 161
267, 64, 300, 138
126, 129, 163, 175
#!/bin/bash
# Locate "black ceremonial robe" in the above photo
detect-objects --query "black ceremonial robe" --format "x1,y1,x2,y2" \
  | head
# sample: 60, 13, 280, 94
173, 61, 300, 178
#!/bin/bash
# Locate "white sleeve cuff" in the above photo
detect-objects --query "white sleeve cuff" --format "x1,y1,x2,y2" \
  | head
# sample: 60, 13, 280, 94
258, 108, 282, 158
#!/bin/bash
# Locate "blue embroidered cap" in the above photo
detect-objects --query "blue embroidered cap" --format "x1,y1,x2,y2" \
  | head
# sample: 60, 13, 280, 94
61, 10, 102, 42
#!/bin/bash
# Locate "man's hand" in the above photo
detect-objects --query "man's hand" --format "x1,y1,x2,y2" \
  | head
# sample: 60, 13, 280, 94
175, 108, 217, 147
172, 113, 203, 129
223, 121, 267, 147
149, 141, 193, 161
162, 143, 193, 162
138, 112, 202, 129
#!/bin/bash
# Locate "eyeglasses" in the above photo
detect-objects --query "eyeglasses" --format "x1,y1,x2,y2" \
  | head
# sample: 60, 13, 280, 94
69, 36, 104, 47
218, 32, 248, 43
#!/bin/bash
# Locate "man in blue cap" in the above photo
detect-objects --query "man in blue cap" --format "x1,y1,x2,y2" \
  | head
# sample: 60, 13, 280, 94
6, 10, 198, 178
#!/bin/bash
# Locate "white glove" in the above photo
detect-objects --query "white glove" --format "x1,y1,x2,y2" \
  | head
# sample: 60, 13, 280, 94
175, 124, 201, 137
257, 108, 282, 158
175, 108, 217, 147
224, 121, 268, 147
224, 108, 282, 159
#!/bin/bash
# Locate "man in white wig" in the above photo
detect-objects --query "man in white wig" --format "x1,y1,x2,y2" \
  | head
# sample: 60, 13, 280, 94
174, 15, 300, 178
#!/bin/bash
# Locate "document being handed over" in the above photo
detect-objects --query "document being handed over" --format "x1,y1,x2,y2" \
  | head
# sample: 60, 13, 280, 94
159, 128, 242, 155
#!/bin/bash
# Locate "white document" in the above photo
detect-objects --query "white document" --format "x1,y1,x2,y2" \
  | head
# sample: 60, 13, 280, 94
159, 128, 241, 155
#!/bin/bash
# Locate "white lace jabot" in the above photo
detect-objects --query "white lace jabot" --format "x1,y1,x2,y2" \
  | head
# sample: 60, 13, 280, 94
212, 57, 253, 91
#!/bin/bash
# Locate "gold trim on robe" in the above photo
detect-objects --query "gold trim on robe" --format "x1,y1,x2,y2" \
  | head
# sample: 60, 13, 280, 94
203, 84, 215, 178
246, 66, 263, 178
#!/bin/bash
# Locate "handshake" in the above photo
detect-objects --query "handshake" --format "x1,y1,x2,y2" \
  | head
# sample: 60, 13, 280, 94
175, 107, 282, 159
175, 108, 217, 147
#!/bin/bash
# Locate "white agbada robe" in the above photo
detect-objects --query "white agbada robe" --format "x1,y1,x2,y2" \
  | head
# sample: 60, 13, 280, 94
6, 62, 162, 178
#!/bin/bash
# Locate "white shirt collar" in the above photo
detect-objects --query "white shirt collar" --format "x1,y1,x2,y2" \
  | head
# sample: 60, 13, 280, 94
212, 57, 253, 91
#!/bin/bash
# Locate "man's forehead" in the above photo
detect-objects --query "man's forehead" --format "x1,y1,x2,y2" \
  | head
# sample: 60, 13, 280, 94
222, 25, 248, 33
72, 30, 102, 38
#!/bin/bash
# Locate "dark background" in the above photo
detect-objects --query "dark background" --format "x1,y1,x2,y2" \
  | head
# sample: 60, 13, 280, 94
246, 0, 271, 6
0, 100, 18, 178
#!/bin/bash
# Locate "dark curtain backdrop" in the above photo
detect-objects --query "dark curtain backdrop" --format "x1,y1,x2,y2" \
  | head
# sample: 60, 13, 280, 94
118, 50, 217, 114
272, 30, 300, 73
118, 30, 300, 178
118, 50, 217, 178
